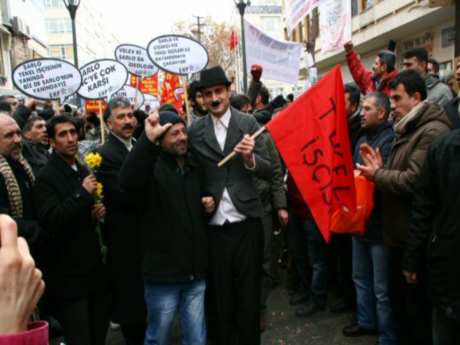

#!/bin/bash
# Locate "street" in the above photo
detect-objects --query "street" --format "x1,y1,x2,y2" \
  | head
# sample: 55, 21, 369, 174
106, 287, 377, 345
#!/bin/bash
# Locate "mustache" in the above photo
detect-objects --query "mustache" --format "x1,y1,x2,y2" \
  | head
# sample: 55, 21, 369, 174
211, 100, 221, 107
122, 124, 134, 130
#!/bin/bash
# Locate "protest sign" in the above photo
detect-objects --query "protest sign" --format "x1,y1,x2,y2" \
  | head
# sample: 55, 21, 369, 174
319, 0, 352, 53
77, 59, 128, 100
147, 34, 208, 76
115, 44, 158, 78
244, 20, 302, 85
113, 85, 145, 110
142, 93, 161, 112
12, 58, 82, 103
130, 74, 159, 96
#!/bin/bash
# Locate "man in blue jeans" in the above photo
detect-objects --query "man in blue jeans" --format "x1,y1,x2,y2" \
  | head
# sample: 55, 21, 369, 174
120, 110, 215, 345
343, 92, 397, 345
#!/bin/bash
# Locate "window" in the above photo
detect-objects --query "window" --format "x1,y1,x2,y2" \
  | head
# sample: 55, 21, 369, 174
363, 0, 373, 11
44, 0, 64, 7
48, 44, 73, 60
45, 18, 72, 33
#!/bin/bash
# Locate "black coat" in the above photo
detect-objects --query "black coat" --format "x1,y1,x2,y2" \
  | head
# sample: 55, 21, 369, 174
119, 135, 208, 284
353, 122, 394, 242
403, 129, 460, 314
0, 157, 43, 253
96, 134, 145, 324
22, 140, 49, 176
34, 152, 107, 300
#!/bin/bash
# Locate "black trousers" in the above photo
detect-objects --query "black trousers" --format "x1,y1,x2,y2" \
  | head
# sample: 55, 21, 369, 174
389, 248, 432, 345
49, 291, 110, 345
330, 233, 355, 305
207, 218, 263, 345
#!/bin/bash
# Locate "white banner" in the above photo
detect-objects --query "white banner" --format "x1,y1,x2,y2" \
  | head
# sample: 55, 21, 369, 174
319, 0, 352, 53
285, 0, 319, 33
78, 59, 128, 100
142, 94, 161, 112
147, 35, 208, 76
113, 85, 145, 110
244, 20, 302, 85
12, 58, 81, 103
115, 44, 158, 78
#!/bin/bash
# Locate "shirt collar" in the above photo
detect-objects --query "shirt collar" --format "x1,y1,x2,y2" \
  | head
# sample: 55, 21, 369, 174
211, 107, 231, 129
112, 133, 134, 151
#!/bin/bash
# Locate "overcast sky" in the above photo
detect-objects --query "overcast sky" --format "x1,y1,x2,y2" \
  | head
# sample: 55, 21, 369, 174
98, 0, 239, 46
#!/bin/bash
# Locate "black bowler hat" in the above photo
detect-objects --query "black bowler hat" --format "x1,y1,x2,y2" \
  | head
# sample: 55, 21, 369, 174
198, 66, 231, 91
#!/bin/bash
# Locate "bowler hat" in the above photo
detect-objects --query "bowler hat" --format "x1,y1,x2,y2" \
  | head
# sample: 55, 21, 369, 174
198, 66, 231, 91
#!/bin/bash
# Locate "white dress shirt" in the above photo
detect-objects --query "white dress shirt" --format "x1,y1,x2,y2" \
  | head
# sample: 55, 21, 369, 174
209, 108, 247, 226
112, 133, 134, 152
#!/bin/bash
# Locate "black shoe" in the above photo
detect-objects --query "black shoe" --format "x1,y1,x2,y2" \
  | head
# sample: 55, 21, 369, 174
342, 323, 377, 337
295, 303, 326, 318
289, 292, 310, 306
330, 300, 354, 313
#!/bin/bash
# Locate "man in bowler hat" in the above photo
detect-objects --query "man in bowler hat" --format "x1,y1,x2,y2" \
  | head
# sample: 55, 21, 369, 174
188, 66, 272, 345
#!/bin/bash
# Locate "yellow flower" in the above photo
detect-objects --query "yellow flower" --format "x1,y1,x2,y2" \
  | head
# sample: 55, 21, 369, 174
95, 182, 103, 201
84, 152, 103, 170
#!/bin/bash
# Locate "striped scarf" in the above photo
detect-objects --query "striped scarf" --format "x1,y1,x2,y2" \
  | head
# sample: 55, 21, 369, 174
0, 154, 35, 219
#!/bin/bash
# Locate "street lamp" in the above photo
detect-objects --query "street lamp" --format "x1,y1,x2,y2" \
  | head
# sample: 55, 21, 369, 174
62, 0, 81, 69
235, 0, 250, 93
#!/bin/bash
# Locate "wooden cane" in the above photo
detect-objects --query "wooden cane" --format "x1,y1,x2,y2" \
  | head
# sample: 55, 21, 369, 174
217, 126, 266, 168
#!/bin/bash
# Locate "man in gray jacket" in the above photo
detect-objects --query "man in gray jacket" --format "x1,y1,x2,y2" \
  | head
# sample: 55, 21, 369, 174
402, 47, 452, 107
189, 66, 271, 345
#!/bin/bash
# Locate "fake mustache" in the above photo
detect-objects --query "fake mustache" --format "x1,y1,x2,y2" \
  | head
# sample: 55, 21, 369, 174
211, 100, 221, 107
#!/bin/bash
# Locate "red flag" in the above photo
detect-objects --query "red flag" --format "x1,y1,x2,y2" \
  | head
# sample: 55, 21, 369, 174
161, 73, 185, 117
266, 66, 356, 242
229, 31, 238, 50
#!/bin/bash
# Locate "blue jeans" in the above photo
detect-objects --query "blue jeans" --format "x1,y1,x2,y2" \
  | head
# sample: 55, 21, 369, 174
144, 280, 206, 345
352, 237, 397, 345
288, 216, 328, 306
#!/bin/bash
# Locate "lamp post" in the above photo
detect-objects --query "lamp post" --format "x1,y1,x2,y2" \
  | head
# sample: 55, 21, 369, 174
235, 0, 250, 93
63, 0, 81, 106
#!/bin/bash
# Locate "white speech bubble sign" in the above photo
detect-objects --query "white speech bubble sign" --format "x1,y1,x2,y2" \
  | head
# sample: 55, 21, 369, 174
147, 35, 209, 76
142, 93, 161, 112
78, 59, 128, 100
12, 58, 82, 103
113, 85, 145, 110
115, 44, 158, 78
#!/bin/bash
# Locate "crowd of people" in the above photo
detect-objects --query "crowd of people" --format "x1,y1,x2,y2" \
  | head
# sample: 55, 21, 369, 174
0, 41, 459, 345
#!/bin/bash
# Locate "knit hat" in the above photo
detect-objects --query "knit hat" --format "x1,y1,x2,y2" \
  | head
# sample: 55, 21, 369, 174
159, 110, 185, 128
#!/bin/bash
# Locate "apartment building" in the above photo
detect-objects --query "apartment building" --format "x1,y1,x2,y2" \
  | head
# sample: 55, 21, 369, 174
285, 0, 455, 83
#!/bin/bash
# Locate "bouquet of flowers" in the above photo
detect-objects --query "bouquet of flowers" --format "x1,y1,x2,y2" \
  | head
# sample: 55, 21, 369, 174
83, 152, 107, 264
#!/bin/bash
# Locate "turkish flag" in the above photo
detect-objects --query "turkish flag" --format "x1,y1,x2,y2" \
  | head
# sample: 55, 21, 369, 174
266, 66, 356, 242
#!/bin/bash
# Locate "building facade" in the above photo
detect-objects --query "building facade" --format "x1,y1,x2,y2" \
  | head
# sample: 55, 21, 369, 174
284, 0, 455, 85
43, 0, 119, 66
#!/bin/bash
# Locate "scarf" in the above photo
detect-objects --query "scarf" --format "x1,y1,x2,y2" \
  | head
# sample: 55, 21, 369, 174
0, 154, 35, 218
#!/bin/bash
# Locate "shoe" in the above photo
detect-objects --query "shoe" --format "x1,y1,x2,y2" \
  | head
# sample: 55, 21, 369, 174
289, 292, 310, 306
342, 323, 377, 337
295, 303, 326, 318
330, 300, 354, 313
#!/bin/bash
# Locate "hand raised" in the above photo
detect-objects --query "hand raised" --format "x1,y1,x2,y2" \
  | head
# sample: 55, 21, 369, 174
145, 111, 172, 143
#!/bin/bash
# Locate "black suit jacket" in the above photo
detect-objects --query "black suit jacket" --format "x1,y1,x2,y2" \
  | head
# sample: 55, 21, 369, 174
188, 107, 272, 219
34, 152, 106, 299
96, 134, 145, 323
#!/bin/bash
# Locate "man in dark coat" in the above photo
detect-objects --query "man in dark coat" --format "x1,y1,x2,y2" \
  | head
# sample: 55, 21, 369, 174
188, 66, 271, 345
0, 113, 42, 255
342, 92, 397, 344
403, 129, 460, 345
34, 115, 109, 345
96, 97, 145, 345
120, 110, 214, 345
22, 115, 49, 176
